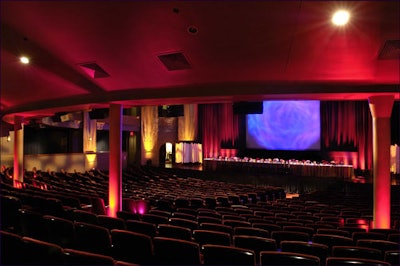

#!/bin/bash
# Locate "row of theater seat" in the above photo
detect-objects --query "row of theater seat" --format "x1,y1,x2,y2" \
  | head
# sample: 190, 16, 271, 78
1, 166, 399, 266
1, 203, 399, 266
1, 227, 399, 265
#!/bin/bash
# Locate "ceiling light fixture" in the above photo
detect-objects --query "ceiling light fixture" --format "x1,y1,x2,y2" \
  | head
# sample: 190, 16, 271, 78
20, 56, 30, 64
332, 10, 350, 26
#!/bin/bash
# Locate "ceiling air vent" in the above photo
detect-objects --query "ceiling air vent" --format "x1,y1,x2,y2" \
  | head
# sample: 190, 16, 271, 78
158, 52, 191, 71
78, 62, 110, 78
378, 40, 400, 60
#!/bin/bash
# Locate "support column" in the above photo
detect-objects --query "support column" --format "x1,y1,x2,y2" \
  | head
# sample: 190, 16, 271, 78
13, 116, 24, 187
369, 95, 394, 229
83, 111, 97, 169
108, 104, 122, 217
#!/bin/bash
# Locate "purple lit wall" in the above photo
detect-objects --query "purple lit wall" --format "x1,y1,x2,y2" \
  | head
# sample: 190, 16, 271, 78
246, 101, 320, 150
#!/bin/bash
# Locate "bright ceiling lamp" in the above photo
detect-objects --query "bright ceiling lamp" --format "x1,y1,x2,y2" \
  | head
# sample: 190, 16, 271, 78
332, 10, 350, 26
20, 56, 30, 64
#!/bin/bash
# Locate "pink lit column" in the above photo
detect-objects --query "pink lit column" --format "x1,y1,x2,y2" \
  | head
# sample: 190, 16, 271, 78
108, 104, 122, 217
13, 116, 24, 187
368, 95, 394, 229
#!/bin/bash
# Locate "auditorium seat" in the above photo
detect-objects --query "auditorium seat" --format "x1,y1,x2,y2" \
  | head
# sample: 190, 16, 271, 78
169, 217, 199, 231
313, 234, 354, 252
0, 195, 22, 231
193, 229, 231, 247
260, 251, 320, 266
141, 213, 169, 226
202, 244, 255, 266
176, 207, 197, 216
74, 222, 112, 256
283, 226, 315, 239
153, 236, 201, 265
43, 215, 75, 248
280, 240, 329, 264
369, 228, 400, 238
271, 231, 310, 246
116, 211, 141, 221
63, 248, 115, 265
337, 226, 367, 236
18, 208, 48, 241
171, 211, 197, 221
352, 232, 386, 243
332, 245, 383, 261
234, 226, 270, 238
174, 197, 190, 209
71, 209, 98, 225
0, 230, 25, 265
148, 209, 171, 218
233, 235, 277, 264
125, 219, 157, 238
316, 228, 351, 238
198, 209, 222, 218
199, 222, 233, 234
97, 215, 126, 231
326, 257, 390, 266
110, 229, 154, 265
223, 219, 252, 228
356, 239, 400, 253
43, 197, 68, 218
197, 215, 222, 224
22, 236, 65, 265
252, 222, 281, 233
157, 224, 193, 241
387, 233, 400, 243
384, 250, 400, 266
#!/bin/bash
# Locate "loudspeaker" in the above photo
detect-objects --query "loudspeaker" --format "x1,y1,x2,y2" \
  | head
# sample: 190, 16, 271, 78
89, 109, 109, 119
158, 105, 184, 117
233, 102, 263, 114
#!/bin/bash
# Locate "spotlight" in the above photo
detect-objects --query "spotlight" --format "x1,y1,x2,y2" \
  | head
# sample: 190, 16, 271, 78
20, 56, 30, 64
332, 10, 350, 26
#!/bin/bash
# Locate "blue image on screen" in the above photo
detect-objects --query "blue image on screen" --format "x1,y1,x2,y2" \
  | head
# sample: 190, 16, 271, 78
246, 100, 321, 150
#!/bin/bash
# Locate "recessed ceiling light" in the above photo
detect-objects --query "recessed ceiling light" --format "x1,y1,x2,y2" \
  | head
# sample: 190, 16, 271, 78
20, 56, 30, 64
332, 10, 350, 26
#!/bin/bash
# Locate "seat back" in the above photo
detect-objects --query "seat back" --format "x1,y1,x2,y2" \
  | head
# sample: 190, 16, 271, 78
193, 229, 231, 247
200, 222, 232, 234
74, 222, 111, 255
332, 245, 383, 261
202, 244, 255, 266
111, 229, 154, 265
43, 215, 75, 248
157, 224, 193, 241
271, 231, 310, 247
97, 215, 126, 231
63, 248, 115, 265
234, 235, 277, 264
234, 226, 270, 238
326, 257, 390, 266
357, 239, 400, 253
153, 236, 201, 265
22, 237, 65, 265
125, 219, 157, 237
0, 230, 25, 265
384, 250, 400, 266
280, 240, 329, 263
260, 251, 320, 266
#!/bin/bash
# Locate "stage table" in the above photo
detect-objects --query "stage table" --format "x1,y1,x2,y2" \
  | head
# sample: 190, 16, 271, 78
203, 158, 354, 178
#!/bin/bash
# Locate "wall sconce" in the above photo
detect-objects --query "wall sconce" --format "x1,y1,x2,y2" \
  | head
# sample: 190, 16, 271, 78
7, 135, 11, 142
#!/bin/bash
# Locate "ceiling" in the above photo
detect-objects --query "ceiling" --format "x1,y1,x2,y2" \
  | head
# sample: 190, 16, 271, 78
1, 1, 399, 124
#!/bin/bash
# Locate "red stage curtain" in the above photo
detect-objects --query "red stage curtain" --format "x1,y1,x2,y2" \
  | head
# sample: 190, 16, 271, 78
199, 103, 239, 158
321, 101, 372, 170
